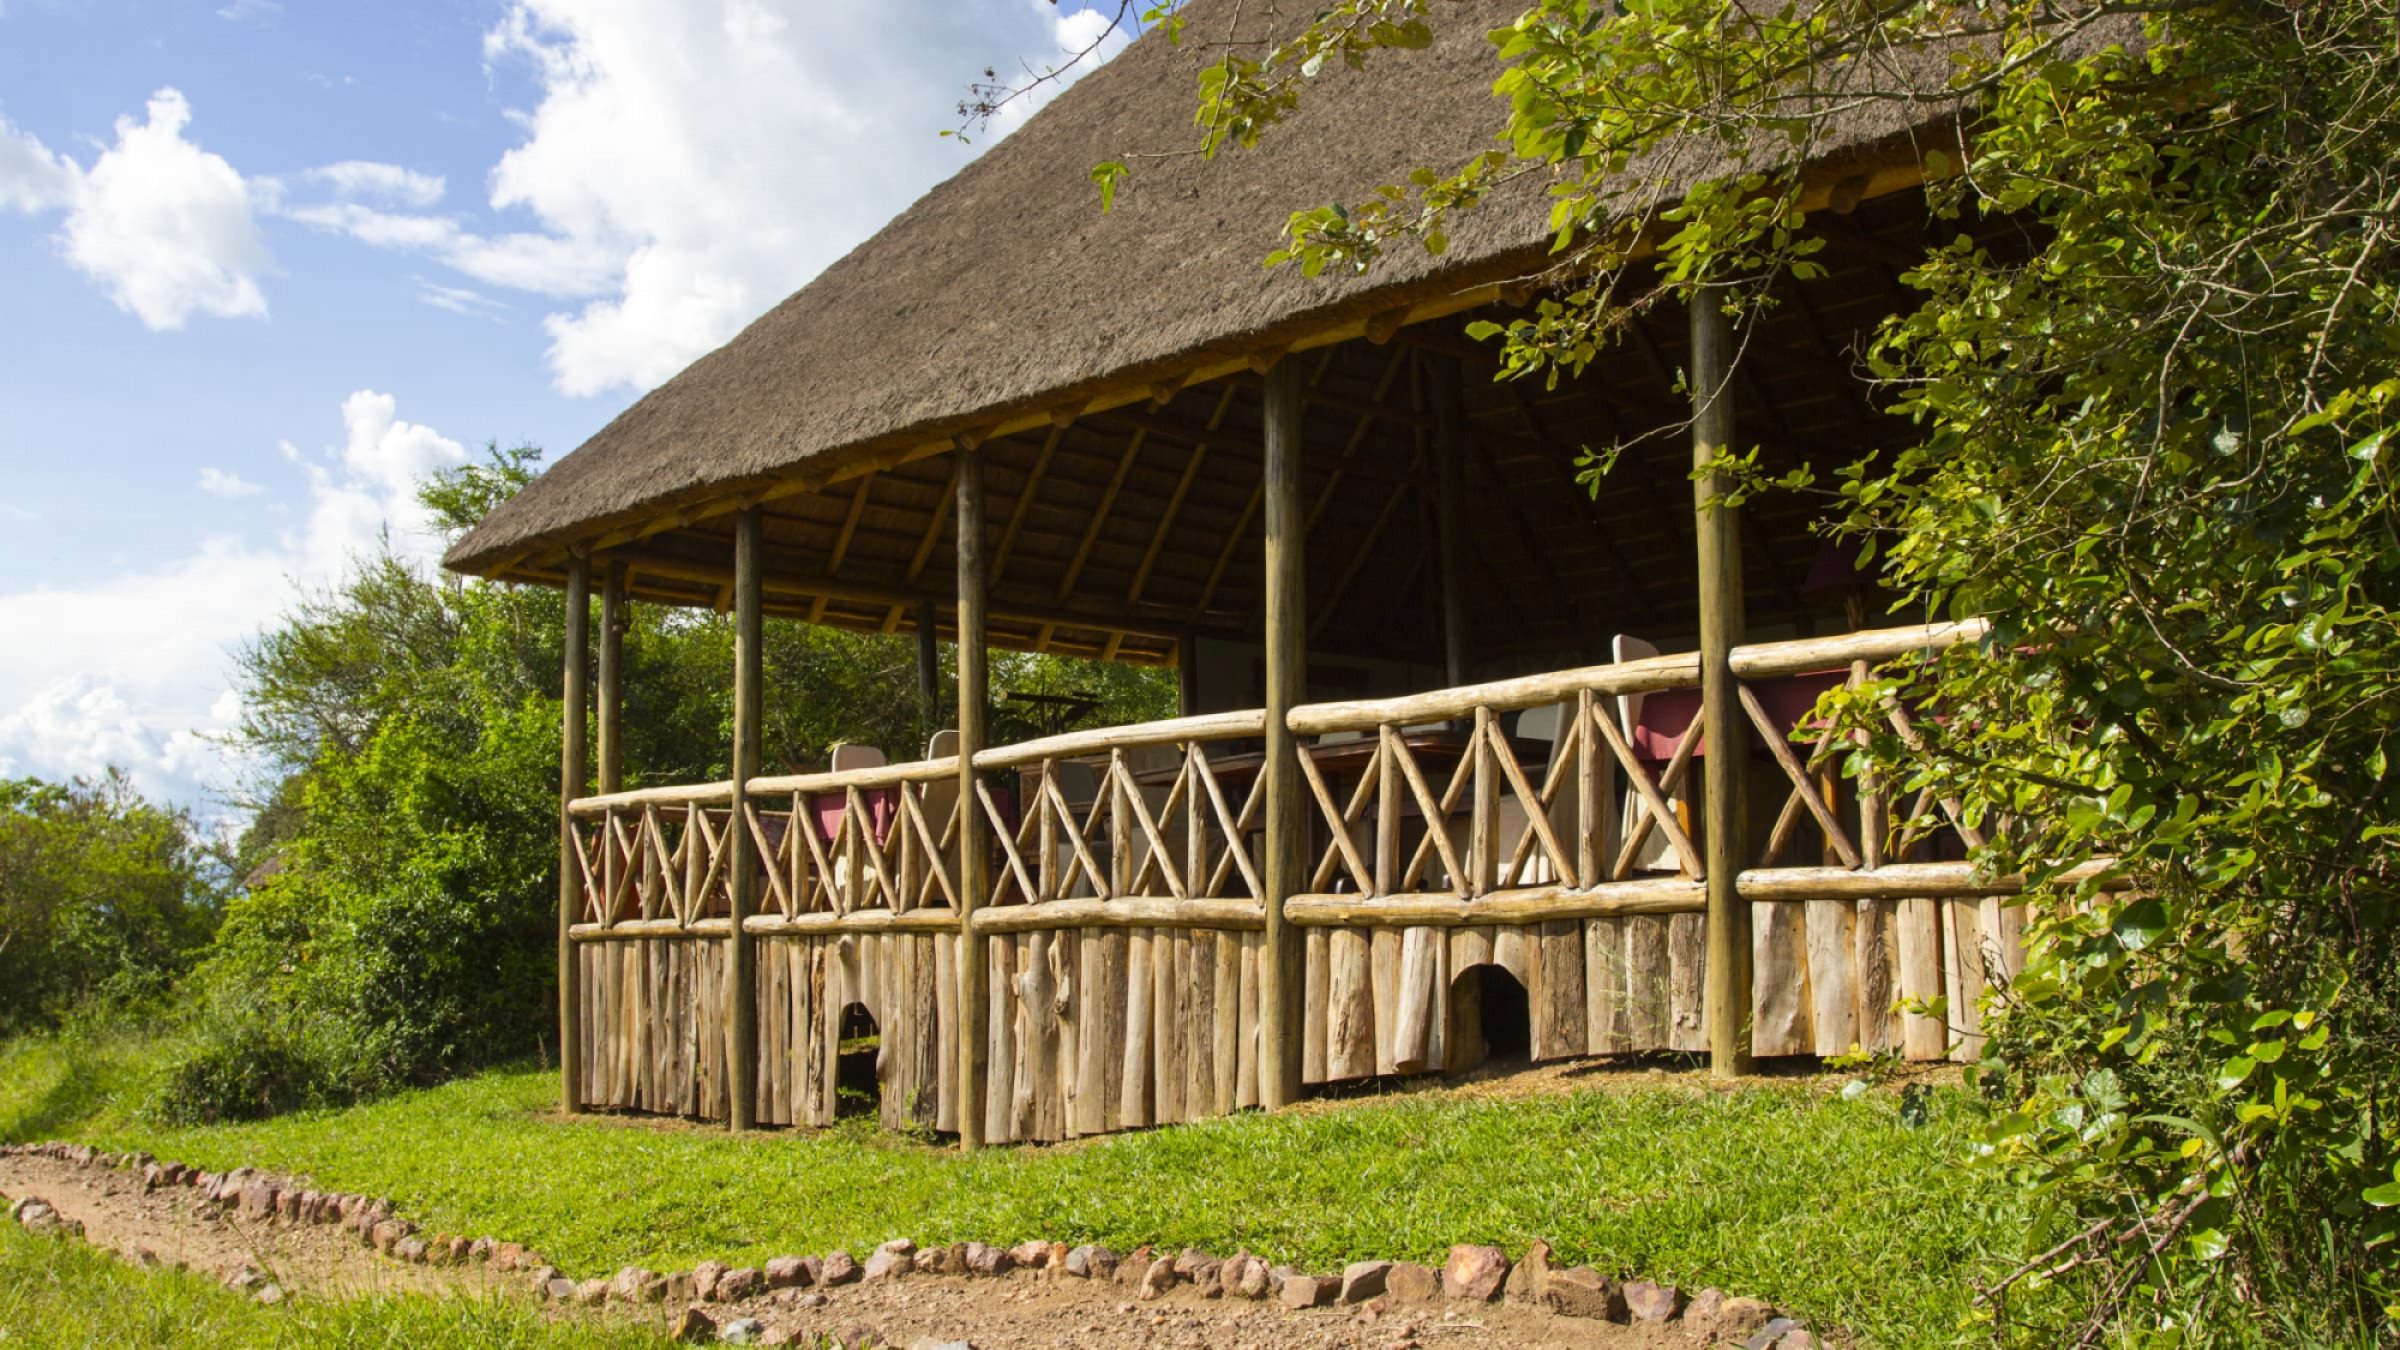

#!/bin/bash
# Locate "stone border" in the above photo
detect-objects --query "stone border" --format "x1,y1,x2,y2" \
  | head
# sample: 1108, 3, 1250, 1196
2, 1142, 1826, 1348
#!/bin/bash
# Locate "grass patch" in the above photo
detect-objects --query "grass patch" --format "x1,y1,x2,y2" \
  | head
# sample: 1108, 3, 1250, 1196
2, 1049, 2017, 1347
0, 1221, 662, 1348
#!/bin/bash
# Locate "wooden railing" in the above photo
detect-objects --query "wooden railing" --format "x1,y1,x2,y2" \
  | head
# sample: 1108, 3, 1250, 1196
965, 710, 1270, 934
565, 782, 737, 935
565, 619, 2012, 941
746, 757, 964, 933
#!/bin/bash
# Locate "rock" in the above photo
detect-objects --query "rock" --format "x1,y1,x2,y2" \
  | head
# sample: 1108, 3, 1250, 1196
276, 1190, 303, 1221
1114, 1245, 1154, 1287
1385, 1261, 1439, 1304
1542, 1266, 1626, 1321
1138, 1259, 1178, 1300
613, 1266, 667, 1303
834, 1325, 883, 1350
672, 1305, 719, 1343
1279, 1273, 1336, 1310
1623, 1279, 1683, 1323
493, 1242, 527, 1271
1777, 1333, 1818, 1350
370, 1220, 407, 1255
141, 1164, 167, 1192
764, 1255, 813, 1288
961, 1242, 1011, 1277
666, 1271, 697, 1303
1339, 1261, 1392, 1304
1509, 1239, 1552, 1304
446, 1235, 474, 1264
1232, 1255, 1272, 1300
1010, 1239, 1053, 1270
906, 1340, 973, 1350
693, 1260, 730, 1300
543, 1277, 580, 1303
239, 1182, 279, 1218
1744, 1318, 1805, 1350
782, 1291, 829, 1310
1173, 1248, 1219, 1284
575, 1277, 611, 1306
863, 1246, 913, 1282
913, 1246, 950, 1274
819, 1251, 861, 1285
716, 1267, 763, 1301
394, 1237, 429, 1265
253, 1281, 286, 1306
718, 1317, 766, 1345
1441, 1245, 1510, 1302
1064, 1244, 1116, 1279
527, 1265, 559, 1289
1687, 1289, 1777, 1340
223, 1265, 266, 1293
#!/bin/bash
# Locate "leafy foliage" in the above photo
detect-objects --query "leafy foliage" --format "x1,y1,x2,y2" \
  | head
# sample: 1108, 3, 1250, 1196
1085, 0, 2400, 1337
153, 441, 1171, 1124
0, 773, 221, 1032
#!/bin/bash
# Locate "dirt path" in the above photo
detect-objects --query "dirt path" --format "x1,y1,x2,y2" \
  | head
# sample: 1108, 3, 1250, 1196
0, 1152, 500, 1302
0, 1148, 1801, 1347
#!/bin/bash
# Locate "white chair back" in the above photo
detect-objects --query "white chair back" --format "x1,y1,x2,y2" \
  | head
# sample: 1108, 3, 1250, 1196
830, 743, 888, 773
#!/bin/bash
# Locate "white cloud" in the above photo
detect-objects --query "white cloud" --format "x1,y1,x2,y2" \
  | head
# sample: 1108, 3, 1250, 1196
0, 89, 274, 330
0, 392, 463, 818
470, 0, 1131, 395
0, 110, 76, 211
198, 467, 264, 498
416, 279, 507, 318
217, 0, 282, 19
306, 160, 445, 208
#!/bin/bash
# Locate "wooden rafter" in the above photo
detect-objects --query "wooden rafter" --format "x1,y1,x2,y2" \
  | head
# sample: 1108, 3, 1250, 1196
1127, 384, 1239, 607
992, 425, 1064, 589
1501, 382, 1665, 624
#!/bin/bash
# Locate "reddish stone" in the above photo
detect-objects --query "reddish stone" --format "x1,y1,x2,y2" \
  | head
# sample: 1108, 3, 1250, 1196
1441, 1245, 1509, 1302
1278, 1273, 1336, 1310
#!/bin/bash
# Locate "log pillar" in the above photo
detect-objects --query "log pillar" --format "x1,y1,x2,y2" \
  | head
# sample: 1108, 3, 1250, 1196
557, 554, 590, 1115
1176, 633, 1200, 716
1429, 354, 1470, 687
915, 599, 941, 720
955, 453, 992, 1148
1691, 287, 1755, 1077
727, 508, 763, 1129
597, 560, 625, 796
1260, 358, 1307, 1109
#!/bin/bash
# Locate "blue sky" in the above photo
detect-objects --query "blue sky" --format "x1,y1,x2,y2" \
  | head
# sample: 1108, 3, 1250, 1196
0, 0, 1125, 823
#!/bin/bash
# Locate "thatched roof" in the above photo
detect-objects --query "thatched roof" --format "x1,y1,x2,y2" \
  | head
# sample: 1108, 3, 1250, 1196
443, 0, 1947, 581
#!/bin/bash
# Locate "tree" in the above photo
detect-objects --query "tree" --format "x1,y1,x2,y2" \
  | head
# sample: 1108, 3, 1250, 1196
0, 772, 220, 1031
1038, 0, 2400, 1337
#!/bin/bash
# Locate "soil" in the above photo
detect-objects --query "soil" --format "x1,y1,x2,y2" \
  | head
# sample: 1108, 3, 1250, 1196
0, 1147, 1765, 1347
0, 1152, 502, 1301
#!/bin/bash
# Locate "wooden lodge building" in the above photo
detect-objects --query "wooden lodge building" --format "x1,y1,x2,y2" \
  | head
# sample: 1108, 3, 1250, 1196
443, 1, 2063, 1143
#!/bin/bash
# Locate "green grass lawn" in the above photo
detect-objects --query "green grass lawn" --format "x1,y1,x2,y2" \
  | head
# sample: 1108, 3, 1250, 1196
0, 1028, 2014, 1346
0, 1221, 670, 1349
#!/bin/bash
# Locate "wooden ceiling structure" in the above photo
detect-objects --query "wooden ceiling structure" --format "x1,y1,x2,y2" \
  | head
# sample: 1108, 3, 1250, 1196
555, 189, 1966, 677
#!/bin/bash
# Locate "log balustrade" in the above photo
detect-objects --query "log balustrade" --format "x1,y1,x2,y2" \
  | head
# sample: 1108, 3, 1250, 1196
561, 619, 2112, 1134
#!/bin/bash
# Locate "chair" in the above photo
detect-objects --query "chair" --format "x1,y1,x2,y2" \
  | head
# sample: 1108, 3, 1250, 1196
1613, 636, 1683, 873
919, 730, 962, 899
825, 743, 889, 908
1494, 703, 1577, 886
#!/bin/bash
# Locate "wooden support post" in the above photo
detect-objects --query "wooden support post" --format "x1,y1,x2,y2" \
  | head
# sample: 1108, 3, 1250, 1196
915, 600, 941, 721
1176, 633, 1200, 716
1260, 358, 1307, 1109
558, 555, 590, 1115
597, 560, 625, 796
1429, 354, 1470, 687
956, 453, 992, 1148
1692, 286, 1754, 1077
727, 509, 763, 1129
